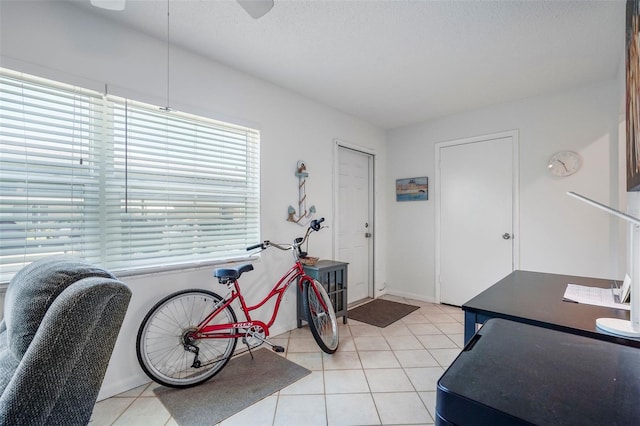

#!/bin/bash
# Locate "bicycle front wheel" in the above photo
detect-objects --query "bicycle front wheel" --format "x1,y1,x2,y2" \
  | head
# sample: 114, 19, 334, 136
303, 280, 339, 353
136, 289, 237, 388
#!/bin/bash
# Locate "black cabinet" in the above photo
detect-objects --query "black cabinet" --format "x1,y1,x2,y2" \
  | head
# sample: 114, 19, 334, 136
297, 260, 348, 327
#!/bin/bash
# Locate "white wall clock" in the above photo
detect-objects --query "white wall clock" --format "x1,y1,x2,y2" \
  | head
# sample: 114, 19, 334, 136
547, 151, 581, 177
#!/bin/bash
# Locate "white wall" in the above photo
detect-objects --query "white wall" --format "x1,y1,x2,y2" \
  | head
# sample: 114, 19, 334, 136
0, 0, 628, 401
0, 1, 387, 399
386, 80, 621, 302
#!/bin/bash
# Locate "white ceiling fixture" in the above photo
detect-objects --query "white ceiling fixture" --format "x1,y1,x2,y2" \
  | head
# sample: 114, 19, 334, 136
78, 1, 626, 129
90, 0, 126, 11
91, 0, 274, 19
236, 0, 274, 19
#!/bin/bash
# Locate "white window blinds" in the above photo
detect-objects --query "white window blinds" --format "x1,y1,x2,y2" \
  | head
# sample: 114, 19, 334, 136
0, 68, 260, 281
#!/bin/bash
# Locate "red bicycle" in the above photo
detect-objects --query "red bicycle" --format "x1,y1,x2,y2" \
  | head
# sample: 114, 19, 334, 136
136, 218, 338, 388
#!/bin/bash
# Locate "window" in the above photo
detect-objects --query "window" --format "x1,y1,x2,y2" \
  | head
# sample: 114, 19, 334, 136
0, 68, 260, 282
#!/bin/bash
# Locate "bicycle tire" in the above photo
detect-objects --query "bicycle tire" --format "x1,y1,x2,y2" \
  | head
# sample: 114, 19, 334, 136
136, 289, 237, 388
303, 279, 339, 353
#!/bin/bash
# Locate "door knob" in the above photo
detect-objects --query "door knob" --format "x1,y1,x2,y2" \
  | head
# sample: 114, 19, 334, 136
502, 233, 512, 240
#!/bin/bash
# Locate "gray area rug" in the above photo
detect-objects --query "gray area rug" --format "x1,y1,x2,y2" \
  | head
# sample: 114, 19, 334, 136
348, 298, 420, 327
153, 348, 310, 425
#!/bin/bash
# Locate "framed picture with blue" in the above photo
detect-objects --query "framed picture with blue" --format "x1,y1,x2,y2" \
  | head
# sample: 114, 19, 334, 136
396, 177, 428, 201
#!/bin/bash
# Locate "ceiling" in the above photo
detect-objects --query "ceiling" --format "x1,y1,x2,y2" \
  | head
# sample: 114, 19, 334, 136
75, 0, 626, 130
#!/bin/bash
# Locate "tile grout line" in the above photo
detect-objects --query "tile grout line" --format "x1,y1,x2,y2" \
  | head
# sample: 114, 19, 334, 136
97, 300, 463, 426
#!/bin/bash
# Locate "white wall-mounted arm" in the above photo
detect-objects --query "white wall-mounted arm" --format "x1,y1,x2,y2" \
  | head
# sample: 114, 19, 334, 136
567, 191, 640, 338
567, 192, 640, 226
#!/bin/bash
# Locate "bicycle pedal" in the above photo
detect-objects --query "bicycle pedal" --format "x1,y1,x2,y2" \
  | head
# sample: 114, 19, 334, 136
272, 345, 285, 353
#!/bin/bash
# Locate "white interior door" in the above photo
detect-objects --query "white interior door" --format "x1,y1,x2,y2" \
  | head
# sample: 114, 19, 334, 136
438, 134, 517, 306
337, 145, 373, 304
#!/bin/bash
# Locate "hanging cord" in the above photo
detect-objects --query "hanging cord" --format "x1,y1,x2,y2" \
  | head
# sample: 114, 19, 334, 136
124, 99, 128, 213
20, 77, 29, 266
160, 0, 172, 112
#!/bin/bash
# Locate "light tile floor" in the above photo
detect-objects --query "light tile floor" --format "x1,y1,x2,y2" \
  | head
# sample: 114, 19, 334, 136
90, 296, 464, 426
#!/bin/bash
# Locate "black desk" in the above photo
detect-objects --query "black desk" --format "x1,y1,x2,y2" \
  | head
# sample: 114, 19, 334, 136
436, 319, 640, 425
462, 270, 638, 348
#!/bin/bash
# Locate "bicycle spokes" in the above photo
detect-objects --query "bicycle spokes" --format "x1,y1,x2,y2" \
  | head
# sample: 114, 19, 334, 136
303, 281, 339, 354
136, 290, 238, 388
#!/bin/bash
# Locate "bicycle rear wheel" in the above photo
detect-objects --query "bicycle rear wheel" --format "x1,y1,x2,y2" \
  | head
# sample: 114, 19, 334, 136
303, 280, 339, 353
136, 289, 237, 388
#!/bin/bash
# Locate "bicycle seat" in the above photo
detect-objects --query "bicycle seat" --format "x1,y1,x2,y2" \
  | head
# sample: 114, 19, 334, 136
213, 264, 254, 283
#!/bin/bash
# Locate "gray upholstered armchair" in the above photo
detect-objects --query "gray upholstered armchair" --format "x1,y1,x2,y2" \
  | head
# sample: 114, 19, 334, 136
0, 256, 131, 426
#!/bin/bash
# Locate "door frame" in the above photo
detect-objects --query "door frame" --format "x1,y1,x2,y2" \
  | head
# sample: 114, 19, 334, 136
434, 130, 520, 304
333, 139, 376, 301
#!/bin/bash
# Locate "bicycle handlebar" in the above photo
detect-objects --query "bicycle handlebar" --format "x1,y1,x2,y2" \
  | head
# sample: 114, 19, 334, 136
245, 217, 325, 252
246, 242, 267, 251
310, 217, 324, 231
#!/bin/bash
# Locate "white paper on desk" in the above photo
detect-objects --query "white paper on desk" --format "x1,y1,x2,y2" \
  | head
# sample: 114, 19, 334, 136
563, 284, 631, 310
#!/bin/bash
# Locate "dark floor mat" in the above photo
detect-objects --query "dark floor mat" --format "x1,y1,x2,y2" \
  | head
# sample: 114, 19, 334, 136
348, 298, 420, 327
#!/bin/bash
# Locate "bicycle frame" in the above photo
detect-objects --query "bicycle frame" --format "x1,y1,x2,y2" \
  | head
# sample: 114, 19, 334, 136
135, 217, 337, 388
192, 261, 314, 340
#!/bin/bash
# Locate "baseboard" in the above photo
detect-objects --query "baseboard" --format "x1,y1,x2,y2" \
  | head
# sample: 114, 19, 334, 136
97, 375, 150, 402
384, 289, 438, 304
